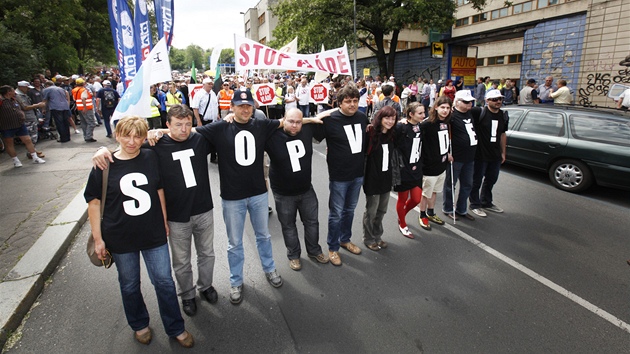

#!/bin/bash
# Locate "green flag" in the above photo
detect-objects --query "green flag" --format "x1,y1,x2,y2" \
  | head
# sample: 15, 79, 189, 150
190, 61, 197, 84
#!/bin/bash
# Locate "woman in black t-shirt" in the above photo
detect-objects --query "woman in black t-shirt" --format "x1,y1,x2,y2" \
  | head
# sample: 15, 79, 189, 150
394, 102, 425, 239
362, 106, 396, 251
84, 116, 193, 348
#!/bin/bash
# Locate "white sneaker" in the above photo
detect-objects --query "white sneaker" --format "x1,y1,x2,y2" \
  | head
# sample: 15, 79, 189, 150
75, 129, 81, 134
471, 208, 487, 217
32, 156, 46, 164
14, 159, 23, 168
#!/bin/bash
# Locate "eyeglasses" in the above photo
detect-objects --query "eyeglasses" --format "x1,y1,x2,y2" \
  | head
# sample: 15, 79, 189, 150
488, 97, 503, 102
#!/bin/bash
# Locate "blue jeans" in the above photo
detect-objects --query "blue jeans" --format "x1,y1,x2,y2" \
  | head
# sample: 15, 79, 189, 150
112, 243, 185, 337
298, 104, 310, 118
469, 159, 501, 209
442, 161, 474, 215
273, 187, 322, 260
222, 192, 276, 287
328, 177, 363, 251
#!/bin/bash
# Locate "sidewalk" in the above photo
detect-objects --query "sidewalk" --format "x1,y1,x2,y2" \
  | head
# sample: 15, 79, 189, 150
0, 124, 118, 347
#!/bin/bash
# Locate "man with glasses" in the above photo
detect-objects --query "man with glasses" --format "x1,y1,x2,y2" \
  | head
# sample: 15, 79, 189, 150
469, 89, 508, 217
218, 81, 234, 119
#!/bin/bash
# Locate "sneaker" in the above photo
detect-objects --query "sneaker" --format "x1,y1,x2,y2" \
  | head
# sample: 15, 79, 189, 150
14, 159, 23, 168
398, 224, 414, 239
470, 208, 487, 217
32, 156, 46, 164
265, 270, 283, 288
181, 298, 197, 316
200, 286, 218, 304
483, 204, 504, 213
75, 129, 81, 134
229, 285, 243, 304
427, 214, 445, 225
26, 151, 45, 159
308, 253, 329, 264
329, 251, 342, 266
419, 216, 431, 230
340, 242, 362, 255
289, 259, 302, 271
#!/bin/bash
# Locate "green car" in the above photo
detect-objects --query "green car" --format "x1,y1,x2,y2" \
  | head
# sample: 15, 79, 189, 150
503, 105, 630, 192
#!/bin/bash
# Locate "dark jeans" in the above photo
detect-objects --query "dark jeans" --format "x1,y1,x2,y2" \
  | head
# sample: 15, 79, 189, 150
273, 187, 322, 259
112, 243, 185, 337
443, 161, 474, 215
298, 104, 309, 118
469, 159, 501, 209
51, 110, 70, 142
102, 108, 114, 136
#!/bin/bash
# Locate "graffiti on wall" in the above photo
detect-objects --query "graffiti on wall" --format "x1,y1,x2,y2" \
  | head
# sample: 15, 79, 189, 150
578, 54, 630, 106
400, 66, 441, 84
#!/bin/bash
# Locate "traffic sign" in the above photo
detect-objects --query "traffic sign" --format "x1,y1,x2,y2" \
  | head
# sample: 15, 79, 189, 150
253, 84, 275, 106
309, 83, 330, 104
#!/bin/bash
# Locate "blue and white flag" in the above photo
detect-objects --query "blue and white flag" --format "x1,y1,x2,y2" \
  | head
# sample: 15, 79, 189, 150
133, 0, 153, 69
107, 0, 126, 89
112, 38, 172, 125
154, 0, 174, 48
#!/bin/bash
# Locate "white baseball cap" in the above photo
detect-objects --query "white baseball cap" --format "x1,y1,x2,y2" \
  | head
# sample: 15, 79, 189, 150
17, 81, 31, 87
202, 78, 213, 84
485, 89, 504, 99
455, 90, 475, 102
102, 80, 112, 86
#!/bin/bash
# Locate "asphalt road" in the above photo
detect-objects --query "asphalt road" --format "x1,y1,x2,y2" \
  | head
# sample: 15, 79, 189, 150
4, 142, 630, 353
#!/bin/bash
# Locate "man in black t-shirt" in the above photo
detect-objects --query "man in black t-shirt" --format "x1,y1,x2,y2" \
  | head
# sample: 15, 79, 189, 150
93, 105, 219, 316
443, 90, 478, 221
195, 90, 284, 304
266, 108, 329, 271
469, 89, 508, 216
313, 85, 369, 266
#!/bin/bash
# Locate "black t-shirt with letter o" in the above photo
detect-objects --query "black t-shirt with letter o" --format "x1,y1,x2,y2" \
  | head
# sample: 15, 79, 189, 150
313, 110, 369, 181
148, 133, 214, 222
84, 149, 167, 254
266, 125, 314, 196
197, 118, 280, 200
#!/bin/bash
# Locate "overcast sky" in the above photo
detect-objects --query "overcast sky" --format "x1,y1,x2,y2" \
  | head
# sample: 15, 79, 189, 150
170, 0, 259, 51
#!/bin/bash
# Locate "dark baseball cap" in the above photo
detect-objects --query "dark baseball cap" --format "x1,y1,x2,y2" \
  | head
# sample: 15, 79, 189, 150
527, 78, 536, 84
232, 89, 255, 106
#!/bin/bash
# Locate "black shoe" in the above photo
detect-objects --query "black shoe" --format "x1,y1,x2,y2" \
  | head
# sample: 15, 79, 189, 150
201, 286, 218, 304
106, 134, 112, 138
85, 138, 97, 143
182, 298, 197, 316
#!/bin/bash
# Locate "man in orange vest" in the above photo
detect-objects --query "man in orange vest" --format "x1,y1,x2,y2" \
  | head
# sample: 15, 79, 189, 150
72, 78, 97, 142
218, 81, 234, 119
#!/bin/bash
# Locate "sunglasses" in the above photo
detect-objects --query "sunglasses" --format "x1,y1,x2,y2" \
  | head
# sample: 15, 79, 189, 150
488, 97, 503, 102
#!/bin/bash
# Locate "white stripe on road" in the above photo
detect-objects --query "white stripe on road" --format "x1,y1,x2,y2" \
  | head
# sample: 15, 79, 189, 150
315, 146, 630, 333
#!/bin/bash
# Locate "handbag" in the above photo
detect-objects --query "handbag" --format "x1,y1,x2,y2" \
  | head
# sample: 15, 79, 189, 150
87, 162, 114, 268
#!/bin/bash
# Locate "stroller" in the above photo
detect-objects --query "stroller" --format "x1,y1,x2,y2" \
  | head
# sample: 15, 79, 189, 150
38, 118, 58, 141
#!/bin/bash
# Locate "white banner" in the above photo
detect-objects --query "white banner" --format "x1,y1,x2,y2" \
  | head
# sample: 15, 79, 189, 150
235, 35, 352, 75
112, 37, 172, 124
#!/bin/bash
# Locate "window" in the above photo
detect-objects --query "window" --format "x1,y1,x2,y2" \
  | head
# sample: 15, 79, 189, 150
513, 1, 533, 14
259, 37, 266, 45
491, 8, 508, 19
508, 54, 522, 63
487, 56, 505, 65
383, 40, 389, 49
518, 111, 564, 136
472, 13, 487, 23
258, 13, 265, 26
409, 42, 427, 49
477, 58, 485, 66
457, 0, 470, 5
397, 41, 408, 50
456, 18, 470, 27
538, 0, 559, 8
506, 109, 525, 130
570, 115, 630, 147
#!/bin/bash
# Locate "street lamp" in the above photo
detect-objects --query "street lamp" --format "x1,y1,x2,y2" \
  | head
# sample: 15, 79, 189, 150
353, 0, 357, 79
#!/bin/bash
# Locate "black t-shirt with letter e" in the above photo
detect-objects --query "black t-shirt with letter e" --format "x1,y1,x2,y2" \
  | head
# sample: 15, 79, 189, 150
266, 125, 314, 196
84, 149, 167, 254
197, 118, 280, 200
148, 133, 214, 222
313, 110, 369, 182
420, 119, 450, 176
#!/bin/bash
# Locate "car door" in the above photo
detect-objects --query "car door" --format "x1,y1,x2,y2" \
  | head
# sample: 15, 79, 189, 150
506, 110, 568, 170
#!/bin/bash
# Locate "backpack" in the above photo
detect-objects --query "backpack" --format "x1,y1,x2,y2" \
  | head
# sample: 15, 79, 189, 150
103, 90, 116, 109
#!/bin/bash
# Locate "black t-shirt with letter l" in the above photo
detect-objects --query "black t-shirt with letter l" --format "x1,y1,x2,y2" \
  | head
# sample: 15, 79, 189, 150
266, 125, 314, 196
197, 118, 280, 200
313, 110, 369, 182
84, 149, 167, 254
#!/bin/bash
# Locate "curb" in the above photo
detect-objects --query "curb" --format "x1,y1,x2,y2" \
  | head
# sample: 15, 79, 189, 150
0, 189, 88, 348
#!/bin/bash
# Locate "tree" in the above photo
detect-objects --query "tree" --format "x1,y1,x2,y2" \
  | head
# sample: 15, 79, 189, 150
169, 47, 187, 71
0, 24, 43, 84
184, 44, 205, 70
270, 0, 487, 77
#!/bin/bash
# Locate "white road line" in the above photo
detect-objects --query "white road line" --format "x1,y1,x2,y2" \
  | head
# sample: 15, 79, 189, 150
315, 146, 630, 333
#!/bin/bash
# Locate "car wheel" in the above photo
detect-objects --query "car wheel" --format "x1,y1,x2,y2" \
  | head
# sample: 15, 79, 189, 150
548, 159, 593, 192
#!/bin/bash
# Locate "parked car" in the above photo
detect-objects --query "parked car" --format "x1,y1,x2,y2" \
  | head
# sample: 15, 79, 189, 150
503, 105, 630, 192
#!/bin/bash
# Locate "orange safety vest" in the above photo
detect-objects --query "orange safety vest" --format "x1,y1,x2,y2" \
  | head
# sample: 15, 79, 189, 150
218, 89, 233, 110
72, 87, 93, 111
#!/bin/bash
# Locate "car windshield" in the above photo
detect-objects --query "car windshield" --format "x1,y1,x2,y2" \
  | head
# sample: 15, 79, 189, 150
570, 114, 630, 147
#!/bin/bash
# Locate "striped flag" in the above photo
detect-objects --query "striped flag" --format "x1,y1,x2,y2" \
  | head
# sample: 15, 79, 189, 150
154, 0, 174, 48
133, 0, 153, 68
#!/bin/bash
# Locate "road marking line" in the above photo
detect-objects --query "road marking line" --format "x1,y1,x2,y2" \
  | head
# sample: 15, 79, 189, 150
315, 146, 630, 333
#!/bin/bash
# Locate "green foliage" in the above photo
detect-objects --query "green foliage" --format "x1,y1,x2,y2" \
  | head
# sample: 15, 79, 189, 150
169, 47, 187, 71
0, 24, 43, 84
270, 0, 487, 76
185, 44, 205, 70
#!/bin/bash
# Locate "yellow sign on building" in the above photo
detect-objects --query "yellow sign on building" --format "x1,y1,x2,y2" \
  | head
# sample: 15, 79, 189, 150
363, 68, 370, 77
432, 42, 444, 58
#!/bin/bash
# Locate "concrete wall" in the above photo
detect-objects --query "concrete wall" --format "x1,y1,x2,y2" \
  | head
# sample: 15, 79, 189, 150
356, 47, 443, 84
576, 0, 630, 107
474, 39, 524, 80
519, 14, 586, 102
